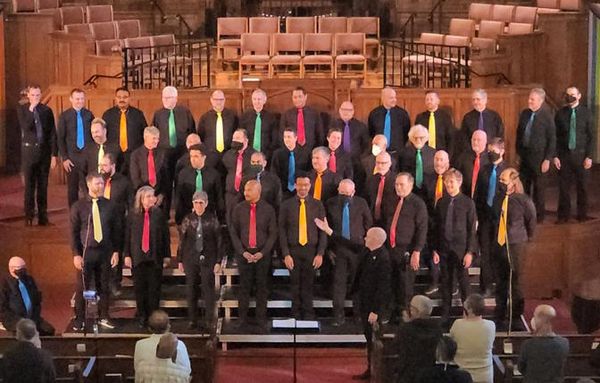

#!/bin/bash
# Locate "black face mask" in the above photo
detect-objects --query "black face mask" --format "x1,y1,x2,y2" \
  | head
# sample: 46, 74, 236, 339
230, 141, 244, 151
488, 151, 501, 163
565, 94, 577, 104
249, 164, 263, 174
498, 183, 508, 195
341, 195, 352, 204
15, 268, 27, 279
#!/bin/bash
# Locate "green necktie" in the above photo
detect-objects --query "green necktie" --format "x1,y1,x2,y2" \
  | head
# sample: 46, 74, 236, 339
568, 108, 576, 150
195, 169, 203, 192
415, 148, 423, 188
168, 109, 176, 148
253, 112, 262, 151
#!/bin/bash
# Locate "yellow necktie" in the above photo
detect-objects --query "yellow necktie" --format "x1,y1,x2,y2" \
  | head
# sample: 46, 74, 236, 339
313, 172, 323, 200
119, 110, 128, 152
92, 198, 103, 243
97, 144, 105, 173
498, 194, 508, 245
429, 111, 436, 149
216, 112, 224, 152
299, 198, 308, 246
435, 174, 443, 205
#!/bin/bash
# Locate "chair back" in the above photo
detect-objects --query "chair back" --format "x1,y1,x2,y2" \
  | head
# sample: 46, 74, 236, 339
318, 17, 347, 33
249, 17, 280, 33
86, 4, 113, 23
241, 33, 271, 56
286, 17, 316, 33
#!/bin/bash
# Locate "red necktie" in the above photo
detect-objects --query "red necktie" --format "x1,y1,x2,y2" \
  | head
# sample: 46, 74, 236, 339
297, 108, 306, 146
329, 150, 337, 173
389, 197, 404, 248
142, 210, 150, 253
471, 153, 480, 198
374, 174, 385, 220
147, 149, 156, 187
249, 203, 257, 248
234, 150, 243, 192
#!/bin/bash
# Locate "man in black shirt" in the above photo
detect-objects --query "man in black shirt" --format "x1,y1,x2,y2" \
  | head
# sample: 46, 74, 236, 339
360, 134, 396, 180
326, 128, 353, 180
241, 151, 282, 212
18, 85, 58, 226
414, 90, 454, 153
83, 118, 121, 175
102, 87, 147, 175
397, 124, 435, 200
364, 151, 397, 227
229, 181, 278, 329
368, 87, 411, 154
279, 174, 327, 319
554, 86, 594, 223
459, 88, 504, 153
455, 130, 489, 199
239, 88, 278, 160
174, 133, 220, 183
221, 129, 256, 222
129, 126, 168, 207
279, 87, 324, 149
197, 89, 239, 155
271, 127, 311, 200
308, 146, 342, 203
58, 88, 94, 207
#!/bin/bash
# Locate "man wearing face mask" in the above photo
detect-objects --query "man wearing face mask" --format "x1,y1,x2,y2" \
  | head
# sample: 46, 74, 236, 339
222, 129, 256, 222
364, 151, 397, 227
271, 127, 312, 200
0, 257, 55, 335
398, 125, 435, 200
554, 86, 594, 223
455, 130, 489, 199
240, 88, 277, 159
83, 118, 121, 176
240, 151, 282, 211
360, 134, 397, 183
368, 87, 411, 153
492, 168, 536, 331
474, 138, 507, 298
325, 179, 372, 326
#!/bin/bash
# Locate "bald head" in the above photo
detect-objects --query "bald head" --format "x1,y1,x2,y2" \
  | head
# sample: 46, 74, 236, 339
532, 304, 557, 333
375, 151, 392, 174
148, 310, 170, 334
338, 179, 355, 197
471, 130, 488, 154
210, 90, 226, 112
381, 87, 397, 109
410, 295, 434, 318
434, 150, 450, 175
339, 101, 355, 122
185, 133, 201, 149
365, 227, 387, 251
8, 257, 26, 279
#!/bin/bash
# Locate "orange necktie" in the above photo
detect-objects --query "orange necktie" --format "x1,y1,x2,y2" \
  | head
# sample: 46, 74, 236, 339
313, 172, 323, 200
299, 198, 308, 245
119, 110, 128, 152
104, 177, 112, 199
435, 175, 443, 206
389, 197, 404, 248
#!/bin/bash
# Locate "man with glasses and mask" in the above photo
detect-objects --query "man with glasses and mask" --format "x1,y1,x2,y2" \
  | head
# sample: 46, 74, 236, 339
241, 151, 282, 211
222, 129, 256, 222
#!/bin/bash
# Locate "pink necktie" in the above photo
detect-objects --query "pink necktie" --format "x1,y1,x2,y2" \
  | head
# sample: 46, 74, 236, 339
147, 150, 156, 187
142, 210, 150, 253
234, 150, 243, 192
297, 108, 306, 146
329, 150, 337, 173
249, 203, 257, 248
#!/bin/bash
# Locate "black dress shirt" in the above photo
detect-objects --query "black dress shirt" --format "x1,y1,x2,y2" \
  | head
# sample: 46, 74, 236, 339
329, 117, 371, 159
197, 108, 239, 153
308, 169, 342, 203
492, 192, 537, 245
397, 144, 435, 189
152, 105, 196, 150
326, 195, 372, 246
360, 153, 398, 177
328, 148, 354, 179
102, 106, 147, 155
367, 105, 411, 153
2, 341, 56, 383
455, 150, 490, 197
124, 207, 170, 267
222, 147, 256, 193
129, 146, 168, 193
240, 169, 283, 211
175, 150, 220, 183
70, 196, 121, 256
460, 108, 504, 147
270, 145, 311, 191
17, 103, 58, 156
229, 199, 278, 255
555, 104, 593, 158
177, 212, 221, 267
104, 172, 132, 217
516, 105, 556, 172
83, 142, 122, 175
0, 273, 42, 331
175, 166, 224, 224
433, 193, 478, 256
57, 107, 94, 166
355, 246, 391, 315
422, 172, 448, 213
280, 106, 324, 149
240, 108, 279, 158
414, 109, 455, 152
364, 170, 397, 219
384, 193, 428, 251
474, 160, 507, 221
279, 195, 327, 255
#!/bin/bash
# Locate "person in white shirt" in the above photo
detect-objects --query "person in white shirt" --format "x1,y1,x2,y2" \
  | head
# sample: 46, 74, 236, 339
135, 332, 191, 383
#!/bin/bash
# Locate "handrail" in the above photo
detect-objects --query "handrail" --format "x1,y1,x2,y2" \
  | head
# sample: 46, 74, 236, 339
176, 13, 194, 37
399, 13, 417, 40
149, 0, 195, 38
428, 0, 446, 33
83, 72, 123, 88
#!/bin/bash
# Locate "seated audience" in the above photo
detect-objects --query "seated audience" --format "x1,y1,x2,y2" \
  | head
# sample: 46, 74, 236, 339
135, 333, 191, 383
417, 336, 473, 383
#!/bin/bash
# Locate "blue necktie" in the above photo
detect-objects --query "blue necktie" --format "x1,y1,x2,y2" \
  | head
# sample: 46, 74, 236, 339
76, 110, 84, 150
342, 201, 350, 239
383, 109, 391, 148
288, 151, 296, 192
487, 165, 497, 207
18, 279, 32, 317
523, 112, 535, 147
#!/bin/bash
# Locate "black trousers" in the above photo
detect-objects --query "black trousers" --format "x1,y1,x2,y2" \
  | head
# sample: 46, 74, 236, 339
494, 242, 526, 321
389, 247, 415, 313
360, 309, 377, 371
21, 145, 51, 221
238, 251, 271, 321
289, 245, 317, 319
477, 218, 497, 291
332, 248, 360, 319
557, 152, 589, 220
184, 260, 215, 324
571, 295, 600, 334
74, 249, 111, 320
520, 164, 547, 220
440, 250, 470, 318
66, 166, 87, 208
421, 244, 440, 288
132, 261, 162, 321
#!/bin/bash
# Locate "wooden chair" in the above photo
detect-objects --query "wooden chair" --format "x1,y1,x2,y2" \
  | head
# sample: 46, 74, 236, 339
216, 17, 247, 62
491, 4, 516, 25
402, 32, 445, 87
95, 39, 122, 56
302, 33, 334, 78
449, 18, 476, 38
115, 19, 141, 39
249, 16, 280, 34
514, 6, 538, 26
507, 22, 534, 35
478, 20, 504, 39
318, 16, 347, 33
90, 21, 116, 41
347, 16, 380, 60
468, 3, 493, 23
239, 33, 272, 82
270, 33, 303, 78
12, 0, 35, 12
86, 4, 113, 23
537, 0, 560, 9
471, 37, 497, 56
334, 32, 366, 79
560, 0, 582, 11
57, 6, 84, 30
36, 0, 59, 13
285, 16, 316, 33
64, 23, 91, 35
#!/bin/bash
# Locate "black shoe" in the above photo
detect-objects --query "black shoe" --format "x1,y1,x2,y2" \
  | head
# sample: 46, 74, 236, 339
577, 215, 595, 222
110, 285, 122, 297
72, 318, 84, 331
352, 370, 371, 380
38, 219, 53, 226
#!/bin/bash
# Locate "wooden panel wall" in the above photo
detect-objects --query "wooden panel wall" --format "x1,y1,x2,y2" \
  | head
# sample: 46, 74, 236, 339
0, 8, 6, 169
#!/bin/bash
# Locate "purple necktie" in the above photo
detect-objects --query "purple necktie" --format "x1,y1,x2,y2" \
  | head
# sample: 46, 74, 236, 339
343, 121, 351, 153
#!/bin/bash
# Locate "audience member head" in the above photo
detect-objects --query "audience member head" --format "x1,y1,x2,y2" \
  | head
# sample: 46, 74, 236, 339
292, 87, 307, 109
91, 117, 108, 145
564, 86, 581, 108
375, 152, 392, 175
371, 134, 388, 156
435, 336, 458, 363
443, 168, 463, 197
252, 88, 267, 112
143, 126, 160, 150
365, 227, 387, 251
434, 150, 450, 175
499, 167, 524, 195
70, 88, 86, 110
134, 186, 157, 213
161, 86, 178, 109
487, 138, 505, 164
282, 127, 297, 151
250, 151, 267, 173
115, 87, 130, 111
338, 179, 355, 198
294, 173, 311, 199
148, 310, 171, 334
311, 146, 330, 173
471, 88, 487, 112
210, 90, 226, 113
16, 319, 40, 348
8, 257, 27, 280
189, 143, 207, 170
231, 129, 248, 151
156, 333, 178, 362
26, 84, 42, 107
471, 130, 488, 155
409, 295, 434, 319
408, 124, 429, 149
530, 304, 557, 335
327, 128, 343, 151
381, 87, 397, 109
464, 293, 486, 318
528, 88, 546, 112
192, 191, 208, 216
338, 101, 355, 122
425, 90, 440, 112
244, 180, 262, 204
86, 172, 105, 198
185, 133, 201, 149
100, 153, 117, 178
395, 173, 414, 198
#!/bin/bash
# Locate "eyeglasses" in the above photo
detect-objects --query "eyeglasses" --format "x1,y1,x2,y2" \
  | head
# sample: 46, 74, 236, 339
192, 200, 206, 205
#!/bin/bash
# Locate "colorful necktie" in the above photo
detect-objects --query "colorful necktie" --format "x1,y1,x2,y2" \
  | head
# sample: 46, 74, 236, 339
142, 209, 150, 253
444, 197, 455, 243
313, 172, 323, 200
498, 194, 508, 245
329, 150, 337, 173
119, 110, 128, 152
487, 165, 497, 207
477, 111, 484, 131
374, 174, 385, 220
299, 198, 308, 245
471, 154, 480, 198
76, 110, 84, 150
389, 197, 404, 248
568, 108, 576, 150
147, 149, 156, 187
435, 175, 443, 206
428, 111, 436, 149
523, 112, 535, 147
195, 169, 203, 192
195, 216, 204, 252
383, 109, 391, 148
249, 203, 257, 248
216, 112, 224, 152
297, 108, 306, 146
343, 121, 351, 153
92, 198, 103, 243
234, 150, 243, 192
104, 177, 112, 199
342, 201, 350, 239
33, 108, 43, 144
288, 151, 295, 192
253, 112, 262, 151
415, 149, 423, 188
18, 280, 32, 316
168, 109, 176, 148
97, 144, 104, 173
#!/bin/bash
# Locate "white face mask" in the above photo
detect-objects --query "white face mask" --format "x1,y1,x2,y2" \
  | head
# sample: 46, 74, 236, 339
530, 317, 537, 333
372, 145, 383, 156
